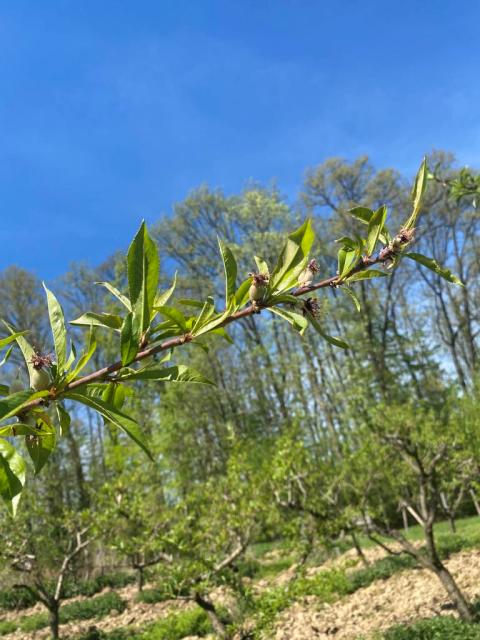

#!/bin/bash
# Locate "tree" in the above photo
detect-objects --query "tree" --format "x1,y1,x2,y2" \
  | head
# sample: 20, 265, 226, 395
0, 501, 91, 639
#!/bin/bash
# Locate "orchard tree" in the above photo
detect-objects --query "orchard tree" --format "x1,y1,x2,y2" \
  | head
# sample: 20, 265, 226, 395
0, 158, 463, 519
0, 500, 91, 639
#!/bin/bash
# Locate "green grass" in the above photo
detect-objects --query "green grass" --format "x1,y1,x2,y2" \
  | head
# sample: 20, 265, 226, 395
359, 515, 480, 550
0, 571, 135, 612
74, 607, 213, 640
0, 592, 126, 635
379, 615, 480, 639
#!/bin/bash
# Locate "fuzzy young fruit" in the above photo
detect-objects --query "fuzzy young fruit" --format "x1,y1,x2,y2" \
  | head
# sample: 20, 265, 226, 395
297, 259, 320, 287
248, 272, 269, 307
30, 367, 51, 392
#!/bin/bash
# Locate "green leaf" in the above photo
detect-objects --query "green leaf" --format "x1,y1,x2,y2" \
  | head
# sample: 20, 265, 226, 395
95, 282, 132, 311
348, 206, 374, 224
127, 221, 160, 333
0, 423, 39, 436
340, 287, 361, 312
254, 256, 269, 275
25, 416, 55, 475
0, 440, 26, 515
153, 272, 177, 311
366, 205, 387, 255
70, 312, 123, 330
404, 253, 463, 285
65, 392, 153, 460
209, 327, 234, 344
2, 321, 37, 386
404, 157, 428, 231
66, 329, 97, 382
0, 390, 49, 422
235, 279, 251, 308
43, 284, 68, 377
348, 207, 390, 244
120, 364, 214, 385
347, 270, 389, 283
191, 297, 215, 333
155, 306, 187, 331
120, 312, 141, 366
56, 404, 71, 436
269, 308, 308, 334
0, 332, 28, 350
268, 293, 299, 305
271, 219, 315, 291
218, 239, 237, 305
338, 247, 359, 279
308, 316, 349, 349
192, 299, 235, 338
178, 298, 205, 308
0, 346, 14, 369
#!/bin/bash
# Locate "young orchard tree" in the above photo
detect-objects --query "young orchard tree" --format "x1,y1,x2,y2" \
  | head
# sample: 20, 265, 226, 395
0, 503, 91, 639
343, 401, 478, 621
0, 158, 462, 515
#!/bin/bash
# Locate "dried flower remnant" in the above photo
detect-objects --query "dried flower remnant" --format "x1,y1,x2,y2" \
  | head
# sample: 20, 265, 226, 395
298, 259, 320, 287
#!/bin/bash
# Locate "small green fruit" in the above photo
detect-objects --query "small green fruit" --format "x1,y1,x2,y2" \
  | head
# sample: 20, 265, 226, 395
30, 367, 51, 392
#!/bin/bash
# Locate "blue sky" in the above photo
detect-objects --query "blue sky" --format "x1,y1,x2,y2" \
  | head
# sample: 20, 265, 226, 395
1, 0, 479, 279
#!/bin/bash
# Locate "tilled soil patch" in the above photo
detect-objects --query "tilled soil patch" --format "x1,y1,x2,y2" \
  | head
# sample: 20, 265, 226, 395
274, 549, 480, 640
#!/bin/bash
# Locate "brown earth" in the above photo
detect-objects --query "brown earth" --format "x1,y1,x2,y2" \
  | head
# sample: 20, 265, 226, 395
274, 548, 480, 640
2, 546, 480, 639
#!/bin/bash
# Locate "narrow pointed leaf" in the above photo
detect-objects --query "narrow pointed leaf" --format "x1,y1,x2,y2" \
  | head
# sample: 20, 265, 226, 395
0, 440, 26, 515
404, 157, 428, 230
405, 253, 463, 285
308, 316, 349, 349
127, 221, 160, 333
65, 392, 153, 460
347, 270, 389, 283
269, 307, 308, 334
366, 205, 387, 255
120, 312, 141, 366
218, 239, 237, 305
95, 282, 132, 311
70, 312, 123, 330
43, 284, 67, 376
120, 364, 214, 385
153, 272, 177, 310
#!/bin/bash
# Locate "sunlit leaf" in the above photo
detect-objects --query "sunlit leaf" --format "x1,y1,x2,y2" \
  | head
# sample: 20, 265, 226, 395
405, 253, 463, 285
43, 284, 68, 377
65, 392, 153, 460
0, 440, 26, 515
218, 238, 237, 305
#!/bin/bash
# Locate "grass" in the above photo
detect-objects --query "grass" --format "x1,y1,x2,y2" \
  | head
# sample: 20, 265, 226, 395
0, 591, 125, 635
74, 607, 213, 640
359, 515, 480, 551
0, 571, 135, 612
378, 615, 480, 639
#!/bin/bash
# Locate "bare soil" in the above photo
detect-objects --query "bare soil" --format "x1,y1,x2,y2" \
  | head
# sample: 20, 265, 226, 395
274, 549, 480, 639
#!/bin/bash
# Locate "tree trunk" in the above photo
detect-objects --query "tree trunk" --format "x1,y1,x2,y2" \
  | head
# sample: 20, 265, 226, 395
136, 566, 145, 592
49, 602, 60, 640
434, 565, 473, 621
194, 592, 229, 639
423, 523, 472, 621
351, 531, 369, 567
470, 488, 480, 516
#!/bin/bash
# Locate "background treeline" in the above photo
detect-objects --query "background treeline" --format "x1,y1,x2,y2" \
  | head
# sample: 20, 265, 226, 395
0, 150, 479, 638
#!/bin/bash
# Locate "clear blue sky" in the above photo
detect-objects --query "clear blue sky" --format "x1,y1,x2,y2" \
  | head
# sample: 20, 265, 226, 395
1, 0, 479, 278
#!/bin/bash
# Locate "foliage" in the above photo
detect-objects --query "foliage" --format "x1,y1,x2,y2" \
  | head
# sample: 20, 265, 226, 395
381, 616, 480, 639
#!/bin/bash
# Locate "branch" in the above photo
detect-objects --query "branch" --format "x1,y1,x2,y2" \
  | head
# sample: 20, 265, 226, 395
54, 528, 91, 602
13, 246, 397, 418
